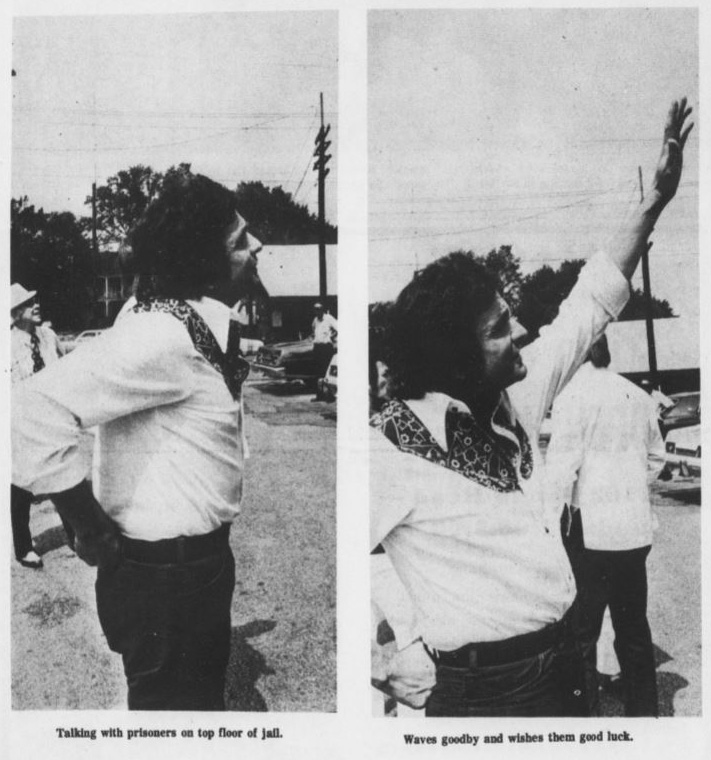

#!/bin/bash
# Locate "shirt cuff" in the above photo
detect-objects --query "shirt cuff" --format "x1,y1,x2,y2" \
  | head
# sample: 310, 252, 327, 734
578, 252, 630, 320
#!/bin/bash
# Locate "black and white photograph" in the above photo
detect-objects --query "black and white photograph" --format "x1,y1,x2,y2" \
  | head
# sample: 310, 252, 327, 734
3, 2, 710, 760
8, 7, 337, 718
368, 7, 701, 723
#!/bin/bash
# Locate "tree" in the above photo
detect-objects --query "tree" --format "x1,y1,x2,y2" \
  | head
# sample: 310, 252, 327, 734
447, 245, 524, 311
518, 259, 586, 338
235, 181, 337, 245
481, 245, 523, 312
619, 290, 675, 321
85, 165, 169, 248
518, 258, 675, 339
11, 197, 95, 330
86, 168, 336, 248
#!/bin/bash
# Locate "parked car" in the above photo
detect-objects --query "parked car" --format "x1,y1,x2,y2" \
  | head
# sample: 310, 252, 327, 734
59, 329, 106, 354
317, 353, 338, 401
239, 337, 264, 356
660, 391, 700, 437
253, 338, 323, 383
664, 423, 701, 477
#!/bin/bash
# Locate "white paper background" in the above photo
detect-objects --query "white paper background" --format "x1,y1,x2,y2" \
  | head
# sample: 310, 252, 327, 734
1, 1, 708, 759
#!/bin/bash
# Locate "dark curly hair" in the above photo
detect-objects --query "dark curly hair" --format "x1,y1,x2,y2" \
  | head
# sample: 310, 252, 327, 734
127, 171, 238, 300
384, 252, 500, 399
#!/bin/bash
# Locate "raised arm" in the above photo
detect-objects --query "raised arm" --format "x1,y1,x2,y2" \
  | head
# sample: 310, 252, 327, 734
609, 98, 693, 280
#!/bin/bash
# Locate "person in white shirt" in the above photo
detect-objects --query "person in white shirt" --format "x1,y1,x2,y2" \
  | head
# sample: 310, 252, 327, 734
370, 99, 692, 717
546, 335, 665, 716
10, 283, 68, 568
12, 170, 265, 710
312, 302, 337, 363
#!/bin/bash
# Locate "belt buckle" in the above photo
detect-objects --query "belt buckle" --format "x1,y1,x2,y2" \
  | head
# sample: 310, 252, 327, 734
467, 648, 478, 668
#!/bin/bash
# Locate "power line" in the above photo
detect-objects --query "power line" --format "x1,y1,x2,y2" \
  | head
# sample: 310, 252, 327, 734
287, 107, 320, 188
14, 106, 338, 119
370, 193, 697, 218
292, 152, 315, 202
14, 114, 300, 153
374, 180, 696, 206
370, 183, 633, 242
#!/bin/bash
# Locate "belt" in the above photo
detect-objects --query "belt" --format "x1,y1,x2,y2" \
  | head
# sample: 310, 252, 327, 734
427, 617, 565, 669
121, 524, 230, 565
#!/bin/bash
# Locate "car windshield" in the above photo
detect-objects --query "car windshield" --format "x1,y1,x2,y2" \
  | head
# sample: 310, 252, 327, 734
662, 394, 700, 420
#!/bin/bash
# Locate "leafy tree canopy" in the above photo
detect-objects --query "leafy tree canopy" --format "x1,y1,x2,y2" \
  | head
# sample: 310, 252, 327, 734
444, 245, 524, 315
84, 164, 187, 248
11, 197, 94, 330
517, 257, 675, 338
235, 181, 337, 245
85, 166, 336, 248
369, 247, 676, 343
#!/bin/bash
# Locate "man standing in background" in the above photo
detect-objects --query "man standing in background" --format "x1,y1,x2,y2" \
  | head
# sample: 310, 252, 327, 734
546, 334, 666, 716
312, 301, 337, 400
312, 302, 337, 370
10, 283, 68, 568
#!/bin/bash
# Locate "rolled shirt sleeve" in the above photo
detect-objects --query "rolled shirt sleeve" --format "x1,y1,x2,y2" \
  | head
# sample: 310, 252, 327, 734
12, 312, 196, 495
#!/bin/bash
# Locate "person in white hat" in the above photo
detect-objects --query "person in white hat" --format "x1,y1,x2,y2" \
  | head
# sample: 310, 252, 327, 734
10, 283, 65, 568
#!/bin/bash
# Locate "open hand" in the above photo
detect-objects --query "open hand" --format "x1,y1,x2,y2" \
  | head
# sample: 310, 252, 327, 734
652, 98, 693, 208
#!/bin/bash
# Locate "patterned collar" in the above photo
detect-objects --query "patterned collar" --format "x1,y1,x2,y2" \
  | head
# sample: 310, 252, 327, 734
131, 298, 249, 400
370, 396, 533, 493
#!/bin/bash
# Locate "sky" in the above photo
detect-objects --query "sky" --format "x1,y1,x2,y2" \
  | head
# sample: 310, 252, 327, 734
11, 11, 338, 225
368, 8, 699, 318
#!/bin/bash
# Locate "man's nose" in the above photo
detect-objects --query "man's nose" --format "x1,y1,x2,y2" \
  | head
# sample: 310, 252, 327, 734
247, 232, 262, 257
511, 318, 528, 345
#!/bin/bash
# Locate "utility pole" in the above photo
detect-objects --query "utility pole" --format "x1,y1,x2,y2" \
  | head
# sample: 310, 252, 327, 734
638, 166, 658, 388
92, 182, 106, 320
91, 182, 99, 257
313, 93, 332, 302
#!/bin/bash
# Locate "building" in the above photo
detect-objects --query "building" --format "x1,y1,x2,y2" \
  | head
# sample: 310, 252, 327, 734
93, 245, 135, 326
607, 317, 699, 394
249, 244, 338, 342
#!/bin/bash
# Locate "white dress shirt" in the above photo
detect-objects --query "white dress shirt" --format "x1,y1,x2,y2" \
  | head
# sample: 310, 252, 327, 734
370, 253, 630, 650
545, 363, 665, 551
313, 313, 338, 345
12, 297, 246, 541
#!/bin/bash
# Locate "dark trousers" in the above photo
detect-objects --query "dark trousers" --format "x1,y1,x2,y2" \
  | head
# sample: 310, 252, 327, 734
11, 485, 35, 560
11, 485, 76, 559
425, 627, 587, 717
563, 509, 658, 717
314, 342, 335, 376
96, 544, 236, 710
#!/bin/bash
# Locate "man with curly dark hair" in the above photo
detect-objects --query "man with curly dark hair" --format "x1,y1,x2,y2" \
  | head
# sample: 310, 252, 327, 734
384, 254, 506, 405
12, 171, 265, 710
370, 99, 693, 717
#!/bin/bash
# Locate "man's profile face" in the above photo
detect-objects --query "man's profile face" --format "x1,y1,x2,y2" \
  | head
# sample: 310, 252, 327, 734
470, 293, 528, 392
14, 299, 42, 331
219, 211, 264, 304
